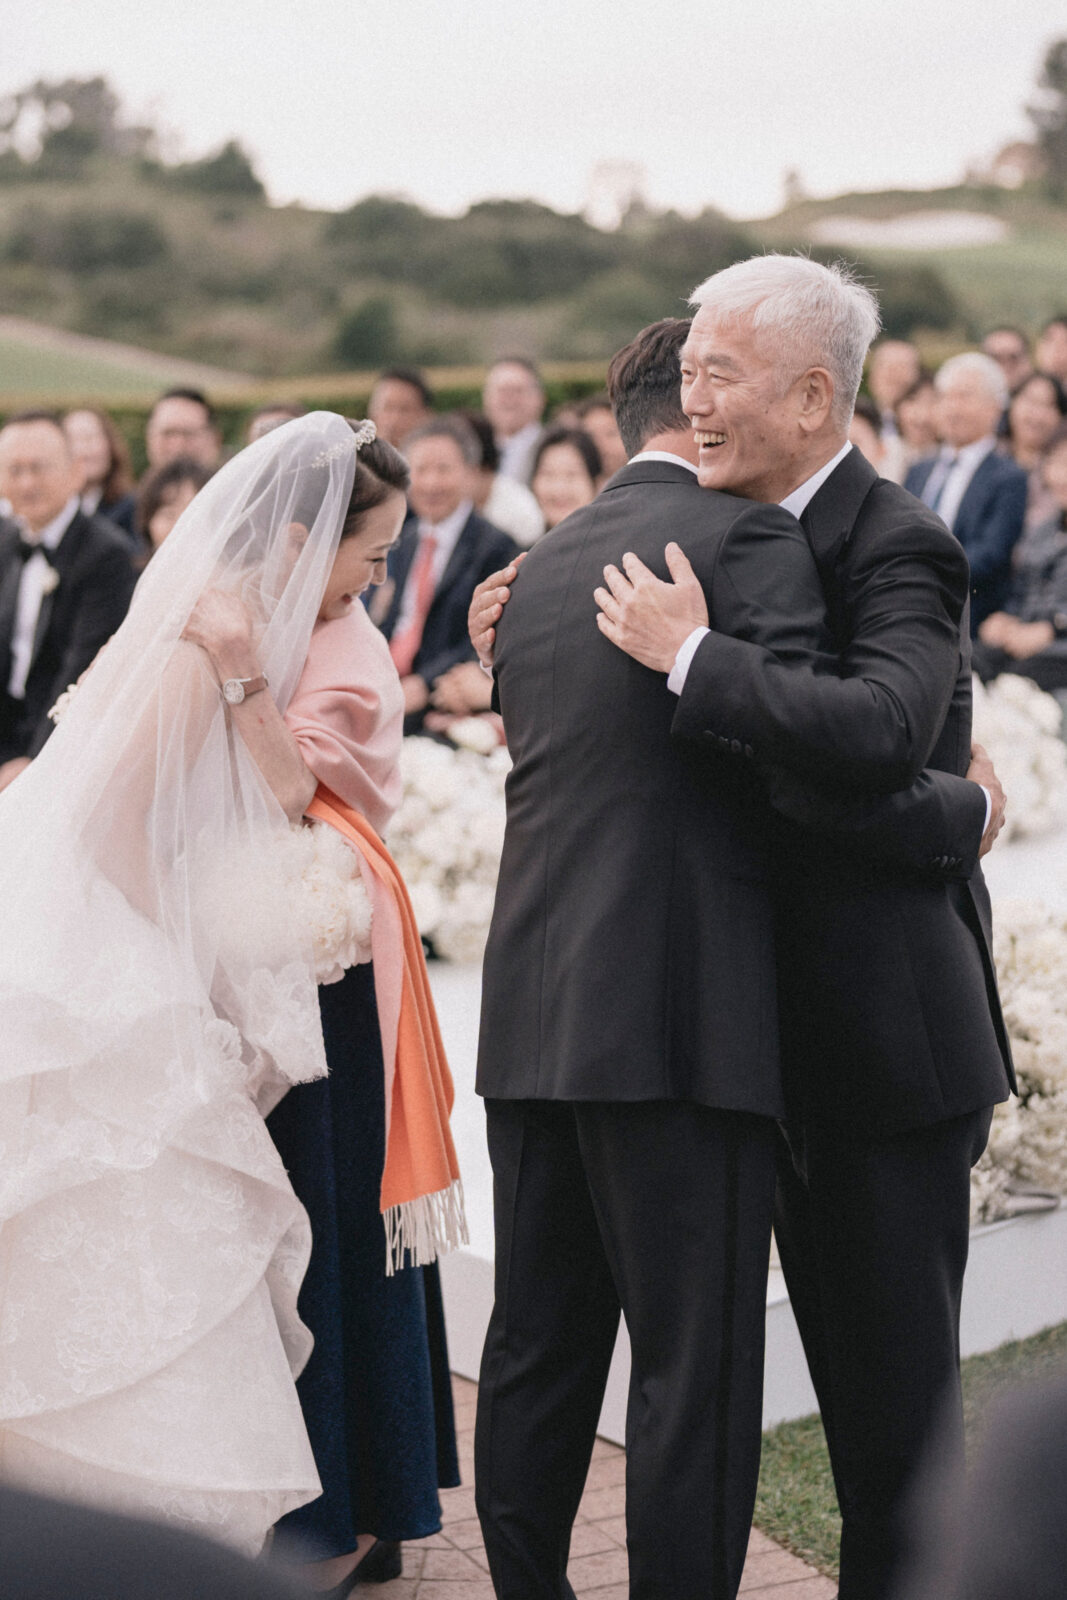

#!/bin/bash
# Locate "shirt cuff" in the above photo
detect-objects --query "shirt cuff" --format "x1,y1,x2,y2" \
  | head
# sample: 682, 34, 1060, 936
979, 784, 992, 837
667, 627, 710, 695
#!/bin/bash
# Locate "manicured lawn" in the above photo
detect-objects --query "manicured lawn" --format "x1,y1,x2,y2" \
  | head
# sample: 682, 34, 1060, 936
753, 1319, 1067, 1577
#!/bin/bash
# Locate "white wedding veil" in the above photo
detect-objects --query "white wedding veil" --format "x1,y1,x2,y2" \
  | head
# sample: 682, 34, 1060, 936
0, 411, 369, 1548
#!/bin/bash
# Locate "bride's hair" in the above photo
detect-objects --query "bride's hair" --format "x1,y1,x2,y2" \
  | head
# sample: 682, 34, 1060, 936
342, 421, 410, 538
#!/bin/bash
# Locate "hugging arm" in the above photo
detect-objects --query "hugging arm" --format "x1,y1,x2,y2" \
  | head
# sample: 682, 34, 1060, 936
674, 516, 970, 792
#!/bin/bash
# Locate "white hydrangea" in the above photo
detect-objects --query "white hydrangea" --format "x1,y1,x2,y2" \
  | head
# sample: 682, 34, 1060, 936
387, 735, 511, 962
972, 898, 1067, 1221
971, 675, 1067, 840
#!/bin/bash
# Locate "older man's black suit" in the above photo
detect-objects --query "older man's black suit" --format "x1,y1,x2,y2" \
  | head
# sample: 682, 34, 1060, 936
475, 458, 847, 1600
673, 446, 1014, 1600
0, 510, 136, 763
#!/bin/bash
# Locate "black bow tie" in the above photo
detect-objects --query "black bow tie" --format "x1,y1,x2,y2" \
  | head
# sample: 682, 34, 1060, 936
15, 537, 56, 566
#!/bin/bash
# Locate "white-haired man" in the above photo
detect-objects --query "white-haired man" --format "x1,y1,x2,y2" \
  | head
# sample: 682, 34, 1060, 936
471, 256, 1014, 1600
905, 352, 1028, 631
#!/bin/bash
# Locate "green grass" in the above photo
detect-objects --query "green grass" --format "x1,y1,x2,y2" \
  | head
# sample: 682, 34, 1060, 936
0, 332, 236, 403
753, 1320, 1067, 1577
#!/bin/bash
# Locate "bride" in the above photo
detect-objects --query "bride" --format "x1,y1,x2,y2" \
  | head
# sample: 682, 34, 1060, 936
0, 412, 463, 1559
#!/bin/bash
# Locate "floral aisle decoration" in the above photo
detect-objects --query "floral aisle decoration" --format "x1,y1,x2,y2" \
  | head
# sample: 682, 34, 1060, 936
387, 733, 511, 964
972, 898, 1067, 1222
971, 674, 1067, 841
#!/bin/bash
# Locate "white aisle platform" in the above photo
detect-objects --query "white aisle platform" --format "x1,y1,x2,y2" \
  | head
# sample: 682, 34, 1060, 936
432, 821, 1067, 1442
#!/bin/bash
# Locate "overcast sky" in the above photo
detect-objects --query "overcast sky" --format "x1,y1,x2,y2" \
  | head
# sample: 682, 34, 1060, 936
3, 0, 1064, 221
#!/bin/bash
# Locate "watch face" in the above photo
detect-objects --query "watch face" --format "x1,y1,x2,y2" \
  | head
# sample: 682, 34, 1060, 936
223, 679, 245, 704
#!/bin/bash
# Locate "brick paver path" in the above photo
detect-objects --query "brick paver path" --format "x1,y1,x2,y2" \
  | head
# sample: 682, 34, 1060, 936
372, 1376, 836, 1598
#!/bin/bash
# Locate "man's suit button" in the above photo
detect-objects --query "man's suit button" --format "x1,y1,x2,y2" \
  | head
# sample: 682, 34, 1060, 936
744, 744, 754, 758
703, 731, 716, 742
717, 735, 729, 748
730, 739, 742, 754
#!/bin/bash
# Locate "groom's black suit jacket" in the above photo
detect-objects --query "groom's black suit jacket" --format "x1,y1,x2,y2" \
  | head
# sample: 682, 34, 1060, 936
673, 447, 1014, 1135
478, 459, 844, 1115
0, 510, 136, 763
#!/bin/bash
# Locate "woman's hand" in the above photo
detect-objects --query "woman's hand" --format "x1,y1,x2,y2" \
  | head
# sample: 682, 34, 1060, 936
431, 661, 494, 715
182, 590, 257, 676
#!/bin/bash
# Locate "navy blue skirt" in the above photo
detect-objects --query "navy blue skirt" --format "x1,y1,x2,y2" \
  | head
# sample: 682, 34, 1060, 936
267, 962, 460, 1558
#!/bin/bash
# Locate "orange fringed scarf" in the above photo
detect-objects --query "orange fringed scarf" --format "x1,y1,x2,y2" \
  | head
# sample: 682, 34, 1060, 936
306, 784, 467, 1275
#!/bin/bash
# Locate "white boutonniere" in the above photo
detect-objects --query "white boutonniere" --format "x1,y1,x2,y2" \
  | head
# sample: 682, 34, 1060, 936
40, 566, 60, 596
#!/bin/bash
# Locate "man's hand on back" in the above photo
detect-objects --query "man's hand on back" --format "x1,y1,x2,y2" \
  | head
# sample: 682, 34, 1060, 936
967, 740, 1007, 857
468, 555, 527, 670
594, 543, 708, 673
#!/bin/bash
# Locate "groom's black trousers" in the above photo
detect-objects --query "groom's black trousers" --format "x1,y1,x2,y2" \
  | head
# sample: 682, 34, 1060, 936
773, 1105, 994, 1600
474, 1098, 778, 1600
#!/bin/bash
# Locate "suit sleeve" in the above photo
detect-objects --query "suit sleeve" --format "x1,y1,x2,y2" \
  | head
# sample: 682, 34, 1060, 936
27, 544, 135, 756
673, 507, 970, 792
764, 764, 987, 879
415, 531, 519, 688
960, 471, 1027, 583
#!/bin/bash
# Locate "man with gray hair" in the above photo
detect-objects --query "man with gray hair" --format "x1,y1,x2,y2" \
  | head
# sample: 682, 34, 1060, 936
905, 351, 1027, 630
586, 254, 1013, 1600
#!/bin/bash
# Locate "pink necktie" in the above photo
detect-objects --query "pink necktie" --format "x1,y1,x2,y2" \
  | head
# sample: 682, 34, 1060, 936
390, 531, 438, 678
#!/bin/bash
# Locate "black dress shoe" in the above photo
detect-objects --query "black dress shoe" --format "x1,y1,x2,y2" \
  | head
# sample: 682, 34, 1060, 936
320, 1540, 403, 1598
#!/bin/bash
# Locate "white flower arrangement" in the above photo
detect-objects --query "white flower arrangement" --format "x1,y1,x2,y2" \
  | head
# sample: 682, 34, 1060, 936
387, 736, 511, 963
971, 897, 1067, 1222
971, 674, 1067, 841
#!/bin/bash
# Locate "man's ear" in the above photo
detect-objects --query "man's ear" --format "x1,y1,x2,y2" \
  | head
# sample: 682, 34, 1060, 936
798, 367, 836, 434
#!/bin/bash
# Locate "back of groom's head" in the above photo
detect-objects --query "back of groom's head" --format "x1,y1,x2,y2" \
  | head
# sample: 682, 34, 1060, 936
607, 318, 691, 458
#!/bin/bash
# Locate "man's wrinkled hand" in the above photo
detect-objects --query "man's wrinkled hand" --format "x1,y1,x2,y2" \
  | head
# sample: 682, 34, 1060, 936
594, 543, 708, 673
467, 554, 527, 669
967, 740, 1007, 857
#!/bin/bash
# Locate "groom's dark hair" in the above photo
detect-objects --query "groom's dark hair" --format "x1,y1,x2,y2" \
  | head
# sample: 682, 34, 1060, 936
607, 318, 691, 457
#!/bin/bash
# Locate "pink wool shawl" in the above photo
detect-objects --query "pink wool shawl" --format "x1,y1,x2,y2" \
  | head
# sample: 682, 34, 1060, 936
285, 604, 408, 1128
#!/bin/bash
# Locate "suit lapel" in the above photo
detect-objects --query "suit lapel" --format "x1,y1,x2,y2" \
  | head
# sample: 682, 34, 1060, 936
952, 450, 996, 533
800, 448, 879, 571
25, 509, 80, 682
0, 523, 24, 671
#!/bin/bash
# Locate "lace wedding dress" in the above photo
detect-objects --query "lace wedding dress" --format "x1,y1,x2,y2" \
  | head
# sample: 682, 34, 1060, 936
0, 414, 372, 1552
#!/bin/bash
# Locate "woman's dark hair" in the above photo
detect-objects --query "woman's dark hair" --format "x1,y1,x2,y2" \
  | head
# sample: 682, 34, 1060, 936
455, 409, 501, 473
136, 457, 214, 539
64, 407, 135, 503
529, 425, 602, 487
340, 421, 410, 538
1009, 370, 1067, 415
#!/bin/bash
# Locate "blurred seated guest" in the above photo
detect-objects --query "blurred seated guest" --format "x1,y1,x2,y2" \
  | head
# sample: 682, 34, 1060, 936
1004, 370, 1067, 527
529, 426, 602, 532
973, 423, 1067, 695
135, 457, 214, 564
63, 407, 138, 542
456, 409, 545, 548
572, 392, 628, 480
895, 371, 939, 464
867, 338, 921, 438
482, 356, 545, 481
851, 395, 895, 480
368, 366, 434, 449
375, 416, 517, 730
901, 1377, 1067, 1600
982, 324, 1033, 395
0, 1484, 309, 1600
245, 401, 306, 444
144, 388, 223, 472
0, 411, 136, 790
905, 353, 1027, 631
1035, 313, 1067, 384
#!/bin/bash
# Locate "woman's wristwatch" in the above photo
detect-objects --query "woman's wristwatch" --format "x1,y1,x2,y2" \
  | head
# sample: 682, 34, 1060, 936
222, 673, 269, 705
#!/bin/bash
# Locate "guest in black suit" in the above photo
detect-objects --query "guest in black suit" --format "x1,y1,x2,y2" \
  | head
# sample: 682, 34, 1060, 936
374, 415, 516, 732
593, 257, 1013, 1600
905, 353, 1028, 631
0, 412, 136, 790
0, 1484, 309, 1600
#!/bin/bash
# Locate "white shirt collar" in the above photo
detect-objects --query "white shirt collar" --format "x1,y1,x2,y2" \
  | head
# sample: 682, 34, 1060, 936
779, 442, 853, 519
16, 496, 80, 551
628, 450, 699, 474
416, 498, 472, 563
939, 435, 997, 468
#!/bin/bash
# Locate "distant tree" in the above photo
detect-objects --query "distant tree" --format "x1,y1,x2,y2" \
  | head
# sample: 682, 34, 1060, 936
1028, 37, 1067, 200
0, 76, 152, 178
149, 139, 265, 199
332, 296, 400, 366
5, 206, 169, 272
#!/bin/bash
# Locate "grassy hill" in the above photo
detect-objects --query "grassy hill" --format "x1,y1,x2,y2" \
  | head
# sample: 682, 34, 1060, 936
753, 184, 1067, 338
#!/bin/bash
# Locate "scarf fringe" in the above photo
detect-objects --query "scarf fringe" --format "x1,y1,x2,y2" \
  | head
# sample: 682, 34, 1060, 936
383, 1177, 469, 1276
